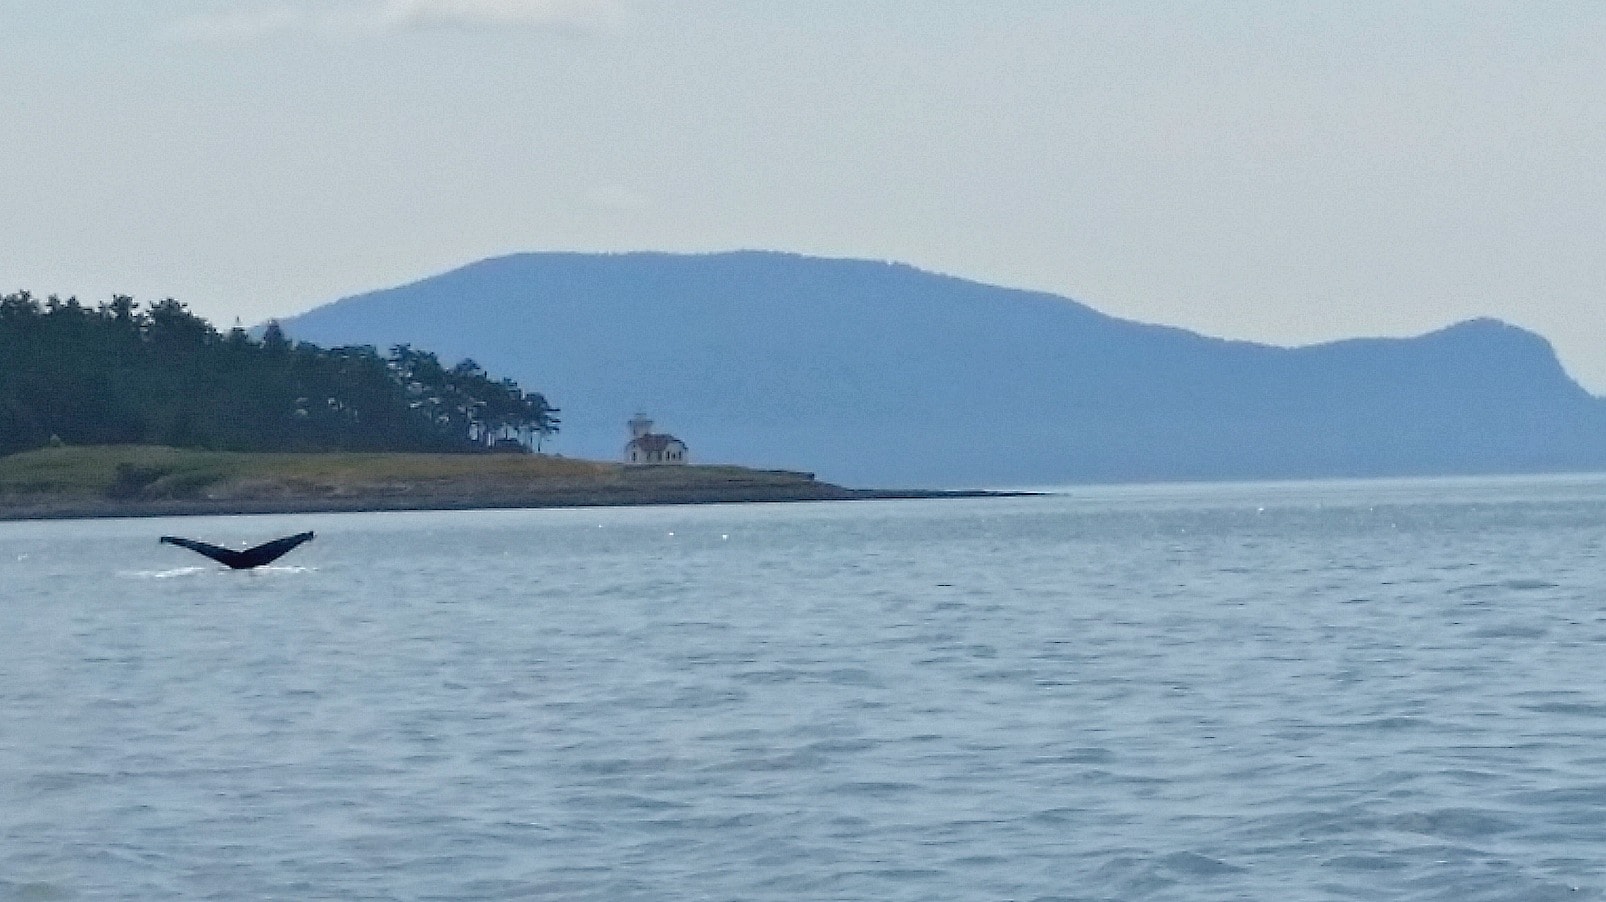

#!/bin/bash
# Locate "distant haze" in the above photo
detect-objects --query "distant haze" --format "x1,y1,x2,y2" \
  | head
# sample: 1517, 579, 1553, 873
3, 3, 1604, 390
281, 251, 1606, 487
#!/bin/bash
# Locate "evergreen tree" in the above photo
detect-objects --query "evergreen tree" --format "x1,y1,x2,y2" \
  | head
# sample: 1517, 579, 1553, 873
0, 292, 560, 456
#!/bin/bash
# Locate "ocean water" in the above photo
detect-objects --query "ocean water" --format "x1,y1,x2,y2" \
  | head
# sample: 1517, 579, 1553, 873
5, 476, 1606, 901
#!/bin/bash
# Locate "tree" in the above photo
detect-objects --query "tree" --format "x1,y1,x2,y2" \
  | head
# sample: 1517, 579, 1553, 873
261, 320, 290, 354
0, 292, 561, 456
525, 392, 560, 451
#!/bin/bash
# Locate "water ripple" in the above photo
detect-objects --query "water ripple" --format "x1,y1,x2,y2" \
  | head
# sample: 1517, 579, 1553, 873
6, 479, 1606, 899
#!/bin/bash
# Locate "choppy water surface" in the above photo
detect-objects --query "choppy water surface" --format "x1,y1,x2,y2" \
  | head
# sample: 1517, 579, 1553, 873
6, 476, 1606, 900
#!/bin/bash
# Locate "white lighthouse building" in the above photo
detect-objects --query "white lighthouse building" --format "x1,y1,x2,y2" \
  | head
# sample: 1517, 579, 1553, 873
623, 413, 689, 465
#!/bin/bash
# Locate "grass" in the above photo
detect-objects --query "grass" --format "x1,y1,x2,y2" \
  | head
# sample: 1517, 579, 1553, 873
0, 445, 614, 500
0, 445, 816, 503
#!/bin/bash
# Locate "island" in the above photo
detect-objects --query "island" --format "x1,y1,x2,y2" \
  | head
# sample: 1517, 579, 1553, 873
0, 445, 1017, 521
0, 293, 1018, 520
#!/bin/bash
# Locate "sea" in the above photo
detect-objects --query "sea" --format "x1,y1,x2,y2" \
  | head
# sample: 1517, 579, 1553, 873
5, 475, 1606, 901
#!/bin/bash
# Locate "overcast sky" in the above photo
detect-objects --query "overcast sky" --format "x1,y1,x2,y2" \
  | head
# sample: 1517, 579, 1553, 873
4, 1, 1604, 389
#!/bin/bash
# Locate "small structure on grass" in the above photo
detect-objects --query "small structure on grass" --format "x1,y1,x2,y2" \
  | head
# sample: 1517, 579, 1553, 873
623, 413, 688, 465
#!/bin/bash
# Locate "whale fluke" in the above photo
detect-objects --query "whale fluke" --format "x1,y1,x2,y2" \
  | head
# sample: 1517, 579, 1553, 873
159, 532, 315, 569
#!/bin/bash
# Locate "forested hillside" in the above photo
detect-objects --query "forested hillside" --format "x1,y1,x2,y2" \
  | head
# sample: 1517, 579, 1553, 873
0, 291, 557, 457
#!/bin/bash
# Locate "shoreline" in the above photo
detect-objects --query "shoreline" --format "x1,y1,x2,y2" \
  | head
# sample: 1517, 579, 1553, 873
0, 446, 1035, 522
0, 486, 1031, 522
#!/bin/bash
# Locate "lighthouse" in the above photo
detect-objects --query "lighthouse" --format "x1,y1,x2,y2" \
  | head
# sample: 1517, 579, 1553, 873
623, 413, 689, 465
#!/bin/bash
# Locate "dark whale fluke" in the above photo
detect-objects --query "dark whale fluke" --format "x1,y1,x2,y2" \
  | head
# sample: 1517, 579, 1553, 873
159, 532, 315, 569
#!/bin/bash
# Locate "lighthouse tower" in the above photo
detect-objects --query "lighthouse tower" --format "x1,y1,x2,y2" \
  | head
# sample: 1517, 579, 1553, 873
628, 413, 654, 439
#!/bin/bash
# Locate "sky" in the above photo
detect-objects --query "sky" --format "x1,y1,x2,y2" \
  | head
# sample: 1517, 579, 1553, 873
4, 1, 1605, 390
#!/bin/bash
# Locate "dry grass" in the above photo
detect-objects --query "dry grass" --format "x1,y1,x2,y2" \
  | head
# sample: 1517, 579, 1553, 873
0, 445, 815, 504
0, 445, 619, 500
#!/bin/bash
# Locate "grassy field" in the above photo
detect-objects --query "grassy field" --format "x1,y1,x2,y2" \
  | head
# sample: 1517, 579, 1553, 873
0, 445, 823, 504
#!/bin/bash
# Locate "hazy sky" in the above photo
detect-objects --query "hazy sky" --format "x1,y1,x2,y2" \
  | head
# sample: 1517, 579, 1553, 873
4, 1, 1604, 389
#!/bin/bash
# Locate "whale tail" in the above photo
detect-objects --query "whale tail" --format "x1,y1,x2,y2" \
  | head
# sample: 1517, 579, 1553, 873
159, 532, 315, 569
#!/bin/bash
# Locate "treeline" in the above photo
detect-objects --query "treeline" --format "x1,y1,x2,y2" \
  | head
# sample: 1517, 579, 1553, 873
0, 291, 558, 457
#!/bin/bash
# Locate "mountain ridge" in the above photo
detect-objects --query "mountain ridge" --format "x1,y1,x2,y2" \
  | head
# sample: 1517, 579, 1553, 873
278, 250, 1606, 486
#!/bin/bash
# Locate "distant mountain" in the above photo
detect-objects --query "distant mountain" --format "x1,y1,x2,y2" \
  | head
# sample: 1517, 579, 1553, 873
278, 251, 1606, 486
